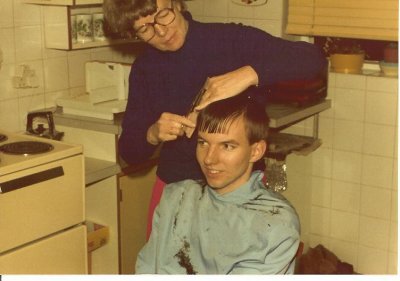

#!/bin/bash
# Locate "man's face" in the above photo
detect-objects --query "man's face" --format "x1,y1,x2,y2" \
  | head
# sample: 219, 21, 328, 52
133, 0, 188, 51
196, 117, 266, 195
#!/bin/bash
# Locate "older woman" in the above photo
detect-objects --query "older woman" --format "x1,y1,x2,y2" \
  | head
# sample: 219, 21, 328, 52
103, 0, 326, 237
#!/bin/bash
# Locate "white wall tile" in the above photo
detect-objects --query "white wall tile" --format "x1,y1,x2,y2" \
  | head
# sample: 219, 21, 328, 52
14, 25, 43, 62
67, 51, 92, 88
203, 0, 229, 18
361, 155, 393, 189
310, 206, 331, 236
334, 88, 365, 121
391, 191, 398, 222
44, 57, 68, 92
360, 185, 391, 220
336, 73, 366, 90
366, 76, 398, 93
228, 1, 254, 18
252, 19, 282, 37
333, 119, 364, 152
0, 27, 16, 64
330, 210, 359, 242
365, 91, 397, 126
330, 239, 358, 268
363, 124, 395, 157
359, 216, 390, 251
311, 176, 331, 208
387, 251, 398, 274
0, 98, 19, 131
311, 147, 332, 178
332, 150, 362, 183
14, 0, 41, 27
0, 0, 14, 28
327, 72, 336, 88
0, 63, 16, 101
318, 117, 333, 149
331, 180, 360, 214
393, 160, 398, 190
389, 222, 398, 253
357, 246, 388, 274
44, 89, 68, 108
186, 0, 204, 17
253, 0, 285, 20
90, 48, 114, 62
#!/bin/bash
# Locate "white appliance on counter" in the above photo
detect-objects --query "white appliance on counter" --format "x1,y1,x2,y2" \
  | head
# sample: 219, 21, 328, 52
56, 61, 131, 120
0, 130, 87, 274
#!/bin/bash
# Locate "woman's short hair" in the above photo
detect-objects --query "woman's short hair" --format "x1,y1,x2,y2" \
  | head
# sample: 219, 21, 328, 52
103, 0, 186, 37
197, 89, 270, 144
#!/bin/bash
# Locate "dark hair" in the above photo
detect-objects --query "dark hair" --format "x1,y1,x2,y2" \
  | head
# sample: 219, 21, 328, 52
197, 90, 270, 144
103, 0, 186, 37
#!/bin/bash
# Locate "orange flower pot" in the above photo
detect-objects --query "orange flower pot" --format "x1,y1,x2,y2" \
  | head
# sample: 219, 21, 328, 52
330, 53, 365, 74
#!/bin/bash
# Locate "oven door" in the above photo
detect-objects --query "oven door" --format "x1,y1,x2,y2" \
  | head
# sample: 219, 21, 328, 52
0, 154, 85, 253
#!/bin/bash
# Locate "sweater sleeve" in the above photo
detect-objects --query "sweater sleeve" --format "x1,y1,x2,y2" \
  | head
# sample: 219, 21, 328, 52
230, 24, 327, 86
118, 61, 159, 165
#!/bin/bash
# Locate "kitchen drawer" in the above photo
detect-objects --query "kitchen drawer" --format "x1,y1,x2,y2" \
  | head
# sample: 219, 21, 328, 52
0, 225, 87, 274
0, 154, 85, 253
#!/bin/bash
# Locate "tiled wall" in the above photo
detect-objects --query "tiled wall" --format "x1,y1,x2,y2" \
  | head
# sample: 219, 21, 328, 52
186, 0, 294, 39
0, 0, 137, 133
284, 70, 398, 274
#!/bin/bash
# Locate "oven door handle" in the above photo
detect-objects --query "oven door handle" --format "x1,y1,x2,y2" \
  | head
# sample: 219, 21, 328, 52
0, 166, 64, 194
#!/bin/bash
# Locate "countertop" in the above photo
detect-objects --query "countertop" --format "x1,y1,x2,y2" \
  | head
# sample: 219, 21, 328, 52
85, 157, 121, 186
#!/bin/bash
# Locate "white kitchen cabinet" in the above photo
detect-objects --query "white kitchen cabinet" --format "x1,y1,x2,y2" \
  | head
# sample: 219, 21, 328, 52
23, 0, 138, 50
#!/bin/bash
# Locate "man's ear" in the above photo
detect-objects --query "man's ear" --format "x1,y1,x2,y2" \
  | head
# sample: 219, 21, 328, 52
250, 140, 267, 163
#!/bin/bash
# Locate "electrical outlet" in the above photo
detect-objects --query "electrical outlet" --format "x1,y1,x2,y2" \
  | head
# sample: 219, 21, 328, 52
13, 64, 39, 89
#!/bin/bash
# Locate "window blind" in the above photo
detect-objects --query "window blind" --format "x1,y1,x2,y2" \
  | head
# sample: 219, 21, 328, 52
286, 0, 398, 41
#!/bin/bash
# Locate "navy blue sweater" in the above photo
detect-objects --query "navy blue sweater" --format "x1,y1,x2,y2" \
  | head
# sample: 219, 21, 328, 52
119, 12, 327, 183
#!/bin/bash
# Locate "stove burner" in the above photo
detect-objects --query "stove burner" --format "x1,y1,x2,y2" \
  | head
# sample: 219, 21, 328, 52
0, 134, 7, 143
0, 141, 54, 155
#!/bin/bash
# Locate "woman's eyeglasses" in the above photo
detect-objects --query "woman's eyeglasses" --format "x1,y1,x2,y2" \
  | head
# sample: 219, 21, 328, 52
134, 2, 176, 42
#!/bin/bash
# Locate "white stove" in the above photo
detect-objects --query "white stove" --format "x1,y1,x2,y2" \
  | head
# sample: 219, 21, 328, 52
0, 130, 82, 177
0, 130, 87, 274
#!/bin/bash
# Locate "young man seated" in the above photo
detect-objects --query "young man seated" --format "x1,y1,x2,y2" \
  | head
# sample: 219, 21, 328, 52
135, 91, 300, 274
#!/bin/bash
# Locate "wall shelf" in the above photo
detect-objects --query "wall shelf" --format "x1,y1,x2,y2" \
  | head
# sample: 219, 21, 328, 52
23, 0, 137, 50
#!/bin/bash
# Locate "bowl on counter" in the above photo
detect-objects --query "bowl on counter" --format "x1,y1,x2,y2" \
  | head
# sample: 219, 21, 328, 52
379, 61, 398, 77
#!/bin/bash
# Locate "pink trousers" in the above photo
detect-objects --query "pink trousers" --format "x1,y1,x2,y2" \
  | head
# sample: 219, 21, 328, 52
146, 176, 166, 240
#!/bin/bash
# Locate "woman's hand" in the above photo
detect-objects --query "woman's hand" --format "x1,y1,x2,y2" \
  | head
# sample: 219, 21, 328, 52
194, 65, 259, 111
146, 113, 196, 145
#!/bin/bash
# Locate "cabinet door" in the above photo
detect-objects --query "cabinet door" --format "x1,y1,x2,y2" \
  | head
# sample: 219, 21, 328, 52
119, 165, 157, 274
